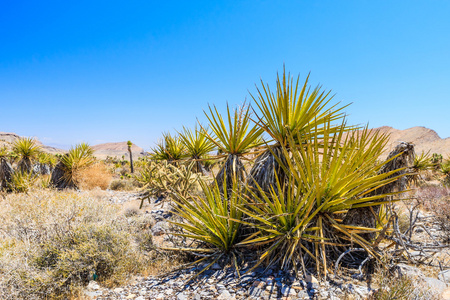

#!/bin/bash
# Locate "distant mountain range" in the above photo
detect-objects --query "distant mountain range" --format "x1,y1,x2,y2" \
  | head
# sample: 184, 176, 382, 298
1, 126, 449, 160
0, 132, 145, 159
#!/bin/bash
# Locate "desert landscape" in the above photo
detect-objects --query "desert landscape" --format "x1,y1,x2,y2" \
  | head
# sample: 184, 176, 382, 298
2, 2, 449, 299
1, 71, 450, 300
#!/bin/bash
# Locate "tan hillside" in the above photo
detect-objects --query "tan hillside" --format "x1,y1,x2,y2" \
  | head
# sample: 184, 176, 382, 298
375, 126, 450, 158
91, 142, 145, 160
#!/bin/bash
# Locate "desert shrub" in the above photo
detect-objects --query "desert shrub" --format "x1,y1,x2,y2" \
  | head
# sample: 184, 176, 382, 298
74, 162, 113, 190
0, 190, 152, 299
137, 160, 205, 209
109, 178, 140, 191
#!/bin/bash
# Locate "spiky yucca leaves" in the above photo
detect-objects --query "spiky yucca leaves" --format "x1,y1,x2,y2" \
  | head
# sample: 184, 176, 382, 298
167, 179, 244, 279
202, 103, 264, 189
248, 69, 349, 194
407, 150, 432, 185
238, 124, 409, 276
8, 170, 38, 193
51, 143, 95, 189
12, 137, 42, 172
152, 133, 186, 163
441, 157, 450, 185
178, 125, 216, 174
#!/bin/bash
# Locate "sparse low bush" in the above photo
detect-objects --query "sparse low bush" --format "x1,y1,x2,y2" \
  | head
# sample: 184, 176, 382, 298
415, 185, 450, 241
109, 178, 140, 191
371, 268, 441, 300
74, 162, 113, 190
0, 190, 152, 299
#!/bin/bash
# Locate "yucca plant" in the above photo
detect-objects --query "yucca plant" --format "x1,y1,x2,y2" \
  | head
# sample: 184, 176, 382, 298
166, 178, 244, 280
237, 122, 410, 277
202, 102, 264, 189
8, 170, 38, 193
178, 125, 216, 174
248, 68, 350, 194
441, 157, 450, 185
408, 150, 433, 185
152, 132, 186, 163
12, 137, 41, 172
51, 143, 96, 189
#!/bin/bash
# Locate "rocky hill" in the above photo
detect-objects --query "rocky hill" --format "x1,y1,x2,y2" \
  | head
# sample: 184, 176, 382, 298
0, 132, 65, 154
375, 126, 450, 158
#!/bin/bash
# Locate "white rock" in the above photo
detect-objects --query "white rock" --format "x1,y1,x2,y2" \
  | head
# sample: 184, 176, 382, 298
114, 287, 124, 293
217, 289, 232, 299
439, 269, 450, 283
424, 277, 447, 293
87, 281, 100, 290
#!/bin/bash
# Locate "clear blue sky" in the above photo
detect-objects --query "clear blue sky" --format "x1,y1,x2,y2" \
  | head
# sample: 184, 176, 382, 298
1, 1, 449, 151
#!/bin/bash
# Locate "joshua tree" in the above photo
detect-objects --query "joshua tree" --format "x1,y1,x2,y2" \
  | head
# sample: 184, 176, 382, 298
12, 137, 41, 173
127, 141, 134, 173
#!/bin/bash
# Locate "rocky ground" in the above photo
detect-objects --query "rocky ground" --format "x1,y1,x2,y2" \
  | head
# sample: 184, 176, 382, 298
81, 190, 450, 300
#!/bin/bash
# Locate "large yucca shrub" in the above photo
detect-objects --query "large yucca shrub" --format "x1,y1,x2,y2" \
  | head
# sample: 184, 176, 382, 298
12, 137, 41, 173
50, 143, 95, 189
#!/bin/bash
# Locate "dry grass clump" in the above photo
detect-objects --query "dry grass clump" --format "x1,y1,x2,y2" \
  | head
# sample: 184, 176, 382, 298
0, 190, 152, 299
74, 162, 113, 190
415, 185, 450, 241
370, 268, 441, 300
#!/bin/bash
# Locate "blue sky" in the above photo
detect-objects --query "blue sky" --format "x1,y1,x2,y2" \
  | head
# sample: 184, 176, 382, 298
1, 1, 449, 150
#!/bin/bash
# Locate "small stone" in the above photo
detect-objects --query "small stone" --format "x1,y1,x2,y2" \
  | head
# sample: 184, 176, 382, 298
218, 289, 232, 300
424, 277, 447, 293
113, 287, 124, 293
84, 290, 103, 297
211, 262, 222, 270
87, 280, 100, 290
193, 294, 202, 300
126, 294, 136, 299
177, 293, 188, 300
155, 293, 165, 300
135, 297, 145, 300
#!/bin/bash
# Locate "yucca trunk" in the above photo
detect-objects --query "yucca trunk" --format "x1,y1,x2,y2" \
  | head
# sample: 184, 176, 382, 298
343, 142, 415, 240
18, 157, 32, 173
128, 149, 134, 173
215, 154, 246, 192
0, 158, 14, 191
247, 146, 288, 195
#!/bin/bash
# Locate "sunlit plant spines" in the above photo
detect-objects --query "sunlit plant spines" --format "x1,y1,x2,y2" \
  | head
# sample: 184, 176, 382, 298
12, 137, 42, 172
151, 132, 187, 162
202, 102, 264, 155
250, 69, 350, 146
178, 125, 216, 160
